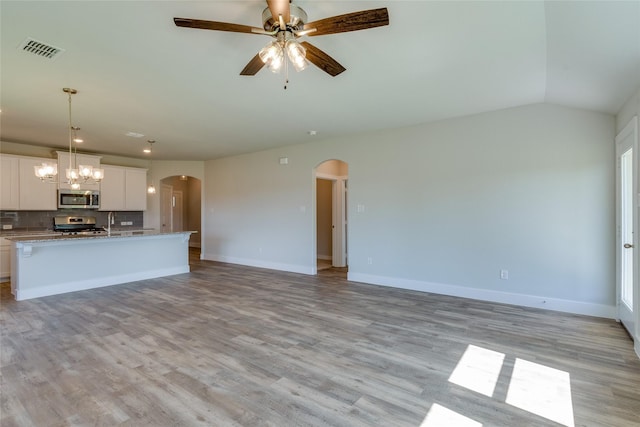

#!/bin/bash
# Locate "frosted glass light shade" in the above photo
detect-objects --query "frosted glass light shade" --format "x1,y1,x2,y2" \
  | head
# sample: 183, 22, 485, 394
285, 39, 308, 72
78, 164, 93, 179
259, 41, 284, 73
34, 163, 58, 181
66, 168, 80, 181
92, 168, 104, 182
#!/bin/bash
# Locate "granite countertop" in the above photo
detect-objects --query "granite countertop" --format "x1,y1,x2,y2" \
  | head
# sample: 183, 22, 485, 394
0, 228, 56, 237
5, 230, 194, 243
1, 227, 157, 238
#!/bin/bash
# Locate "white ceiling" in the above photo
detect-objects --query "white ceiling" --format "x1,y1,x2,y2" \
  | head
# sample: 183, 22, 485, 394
1, 1, 639, 161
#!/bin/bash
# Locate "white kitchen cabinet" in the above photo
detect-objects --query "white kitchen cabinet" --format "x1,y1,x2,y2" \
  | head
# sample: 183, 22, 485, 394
0, 155, 20, 210
0, 154, 56, 211
124, 168, 147, 211
100, 165, 147, 211
99, 165, 126, 210
0, 237, 10, 281
57, 151, 102, 190
18, 157, 58, 210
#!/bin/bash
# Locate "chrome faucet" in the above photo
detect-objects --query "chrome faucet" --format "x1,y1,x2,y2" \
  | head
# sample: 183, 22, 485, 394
107, 211, 114, 235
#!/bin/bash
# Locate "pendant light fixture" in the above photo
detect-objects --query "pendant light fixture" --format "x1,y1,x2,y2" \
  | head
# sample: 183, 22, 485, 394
34, 162, 58, 182
145, 140, 156, 194
59, 87, 104, 190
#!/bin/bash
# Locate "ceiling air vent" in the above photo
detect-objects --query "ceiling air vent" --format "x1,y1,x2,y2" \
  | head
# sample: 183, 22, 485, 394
18, 37, 65, 60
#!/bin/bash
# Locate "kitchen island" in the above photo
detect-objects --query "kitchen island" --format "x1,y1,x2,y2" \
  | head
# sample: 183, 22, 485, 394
7, 231, 194, 301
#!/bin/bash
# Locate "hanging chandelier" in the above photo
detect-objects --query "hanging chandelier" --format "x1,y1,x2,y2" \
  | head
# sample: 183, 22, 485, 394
61, 87, 104, 190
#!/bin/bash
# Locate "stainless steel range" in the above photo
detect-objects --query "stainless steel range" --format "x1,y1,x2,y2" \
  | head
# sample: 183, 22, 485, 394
53, 216, 107, 235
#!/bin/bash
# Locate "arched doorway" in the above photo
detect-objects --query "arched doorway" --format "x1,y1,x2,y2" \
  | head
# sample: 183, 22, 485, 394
315, 159, 348, 272
160, 175, 202, 255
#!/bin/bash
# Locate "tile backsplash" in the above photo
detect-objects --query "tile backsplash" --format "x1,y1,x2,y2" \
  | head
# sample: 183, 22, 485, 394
0, 210, 144, 231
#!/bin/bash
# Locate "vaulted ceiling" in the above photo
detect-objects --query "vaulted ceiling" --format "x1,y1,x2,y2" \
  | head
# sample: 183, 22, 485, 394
1, 1, 639, 160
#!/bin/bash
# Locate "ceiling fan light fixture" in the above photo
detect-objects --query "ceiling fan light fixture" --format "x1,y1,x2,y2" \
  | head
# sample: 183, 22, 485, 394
259, 41, 284, 73
285, 39, 308, 72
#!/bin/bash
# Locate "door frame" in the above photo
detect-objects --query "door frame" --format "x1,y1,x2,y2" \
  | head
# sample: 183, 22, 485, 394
615, 116, 638, 348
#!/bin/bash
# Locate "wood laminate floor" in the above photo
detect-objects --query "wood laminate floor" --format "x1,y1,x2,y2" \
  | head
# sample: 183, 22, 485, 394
1, 254, 639, 426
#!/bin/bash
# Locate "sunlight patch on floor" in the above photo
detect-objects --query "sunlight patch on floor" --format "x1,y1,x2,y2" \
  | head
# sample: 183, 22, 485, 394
506, 358, 575, 427
448, 344, 505, 397
431, 344, 576, 426
420, 403, 483, 427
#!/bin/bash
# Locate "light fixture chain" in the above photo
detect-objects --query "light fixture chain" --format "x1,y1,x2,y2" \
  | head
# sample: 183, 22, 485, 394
284, 48, 289, 90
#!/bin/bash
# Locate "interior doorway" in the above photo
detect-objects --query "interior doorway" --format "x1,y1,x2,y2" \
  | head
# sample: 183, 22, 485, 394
315, 159, 348, 273
160, 175, 202, 253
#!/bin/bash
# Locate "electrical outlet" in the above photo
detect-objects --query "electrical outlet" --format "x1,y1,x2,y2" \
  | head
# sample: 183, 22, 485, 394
367, 257, 373, 265
500, 269, 509, 280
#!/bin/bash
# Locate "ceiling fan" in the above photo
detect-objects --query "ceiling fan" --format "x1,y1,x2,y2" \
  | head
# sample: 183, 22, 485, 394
174, 0, 389, 77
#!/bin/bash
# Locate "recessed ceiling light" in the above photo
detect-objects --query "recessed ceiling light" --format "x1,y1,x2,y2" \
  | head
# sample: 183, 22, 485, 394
307, 130, 317, 136
125, 131, 144, 138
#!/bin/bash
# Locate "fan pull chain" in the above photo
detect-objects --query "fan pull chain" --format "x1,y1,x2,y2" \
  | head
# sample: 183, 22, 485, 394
284, 55, 289, 90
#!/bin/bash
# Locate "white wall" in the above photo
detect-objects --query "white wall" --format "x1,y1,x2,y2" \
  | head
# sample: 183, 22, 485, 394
203, 103, 616, 317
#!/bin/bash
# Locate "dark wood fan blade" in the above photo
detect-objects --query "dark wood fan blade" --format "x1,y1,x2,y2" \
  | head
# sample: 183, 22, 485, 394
267, 0, 290, 25
300, 42, 346, 77
174, 18, 261, 34
240, 53, 265, 76
303, 8, 389, 36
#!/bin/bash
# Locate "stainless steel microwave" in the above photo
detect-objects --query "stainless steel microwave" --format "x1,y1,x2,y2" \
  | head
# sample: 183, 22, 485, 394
58, 190, 100, 209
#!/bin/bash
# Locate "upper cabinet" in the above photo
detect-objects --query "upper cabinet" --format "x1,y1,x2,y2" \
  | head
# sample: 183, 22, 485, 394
56, 151, 102, 190
1, 152, 147, 212
19, 157, 58, 210
100, 165, 147, 211
0, 155, 20, 210
0, 154, 57, 211
124, 168, 147, 211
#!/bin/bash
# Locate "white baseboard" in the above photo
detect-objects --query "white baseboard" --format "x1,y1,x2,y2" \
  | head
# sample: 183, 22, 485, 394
317, 254, 332, 261
203, 253, 314, 275
16, 266, 190, 301
348, 272, 616, 319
